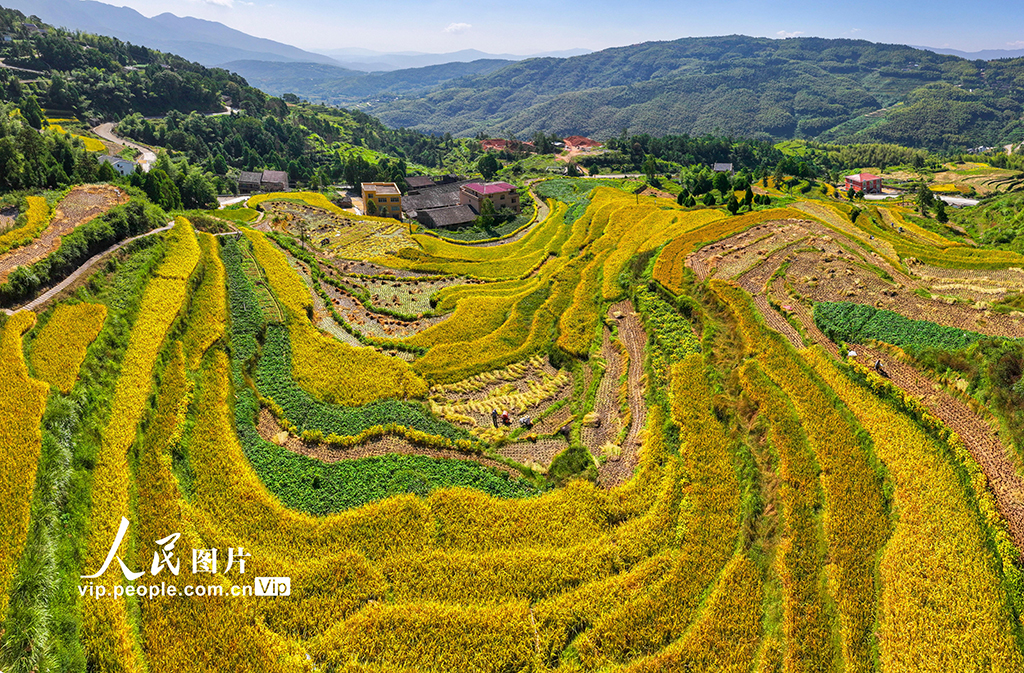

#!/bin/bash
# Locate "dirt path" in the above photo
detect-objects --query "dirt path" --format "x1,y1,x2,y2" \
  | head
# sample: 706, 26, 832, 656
4, 222, 174, 315
0, 185, 128, 286
92, 123, 156, 171
598, 300, 648, 487
257, 409, 520, 477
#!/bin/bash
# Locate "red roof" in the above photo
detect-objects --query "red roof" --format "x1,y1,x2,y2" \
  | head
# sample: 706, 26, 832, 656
464, 182, 517, 195
847, 173, 881, 182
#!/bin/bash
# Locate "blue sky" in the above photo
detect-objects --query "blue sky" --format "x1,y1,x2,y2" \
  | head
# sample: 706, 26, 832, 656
107, 0, 1024, 54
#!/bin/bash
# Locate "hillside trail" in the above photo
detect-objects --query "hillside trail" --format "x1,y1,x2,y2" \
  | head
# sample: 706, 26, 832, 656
3, 222, 174, 316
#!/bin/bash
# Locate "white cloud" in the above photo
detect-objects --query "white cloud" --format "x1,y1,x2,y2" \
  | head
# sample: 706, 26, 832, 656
1009, 40, 1024, 48
189, 0, 236, 7
776, 30, 804, 38
850, 28, 861, 34
444, 22, 472, 35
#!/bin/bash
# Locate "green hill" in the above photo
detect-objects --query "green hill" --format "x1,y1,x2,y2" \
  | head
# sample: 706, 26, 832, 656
346, 35, 1024, 151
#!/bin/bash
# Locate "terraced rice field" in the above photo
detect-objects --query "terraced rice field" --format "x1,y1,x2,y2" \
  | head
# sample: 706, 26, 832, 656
4, 182, 1024, 673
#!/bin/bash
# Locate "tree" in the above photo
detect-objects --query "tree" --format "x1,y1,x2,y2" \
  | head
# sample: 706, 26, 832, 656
726, 194, 739, 215
744, 185, 754, 209
703, 192, 716, 206
20, 95, 43, 130
712, 171, 731, 194
916, 183, 935, 215
143, 168, 182, 211
676, 190, 687, 206
936, 198, 948, 223
477, 153, 500, 180
96, 160, 117, 182
642, 154, 658, 182
179, 168, 217, 209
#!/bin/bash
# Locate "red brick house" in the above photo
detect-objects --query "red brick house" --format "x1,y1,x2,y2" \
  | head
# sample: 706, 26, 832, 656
845, 173, 882, 194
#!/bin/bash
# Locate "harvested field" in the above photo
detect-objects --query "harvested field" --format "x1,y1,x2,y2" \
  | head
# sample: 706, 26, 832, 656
428, 355, 574, 431
495, 438, 569, 470
264, 200, 415, 259
0, 185, 128, 284
598, 300, 647, 487
583, 328, 624, 454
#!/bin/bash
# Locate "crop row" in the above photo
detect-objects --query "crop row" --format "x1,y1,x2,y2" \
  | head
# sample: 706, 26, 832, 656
80, 218, 200, 671
570, 354, 743, 668
244, 229, 428, 405
738, 361, 837, 671
0, 312, 50, 620
181, 233, 228, 368
806, 348, 1024, 671
29, 302, 107, 393
814, 300, 987, 351
716, 280, 893, 671
616, 554, 763, 673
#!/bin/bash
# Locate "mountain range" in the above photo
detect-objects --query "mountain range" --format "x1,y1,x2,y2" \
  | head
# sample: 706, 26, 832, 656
1, 0, 343, 66
4, 0, 1024, 152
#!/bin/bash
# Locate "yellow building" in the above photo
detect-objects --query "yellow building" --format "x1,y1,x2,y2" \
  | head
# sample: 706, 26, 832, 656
361, 182, 402, 218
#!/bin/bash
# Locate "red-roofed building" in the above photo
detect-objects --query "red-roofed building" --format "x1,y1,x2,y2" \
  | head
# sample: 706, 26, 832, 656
460, 182, 521, 214
563, 136, 602, 150
844, 173, 882, 194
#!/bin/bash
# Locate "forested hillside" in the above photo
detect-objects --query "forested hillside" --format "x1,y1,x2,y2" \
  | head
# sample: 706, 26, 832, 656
0, 6, 267, 118
356, 35, 1024, 151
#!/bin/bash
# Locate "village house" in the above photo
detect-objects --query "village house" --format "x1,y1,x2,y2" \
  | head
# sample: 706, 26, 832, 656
261, 170, 289, 192
459, 182, 521, 214
97, 155, 138, 177
844, 173, 883, 194
236, 171, 262, 194
713, 162, 734, 174
361, 182, 403, 217
403, 176, 477, 227
235, 170, 291, 194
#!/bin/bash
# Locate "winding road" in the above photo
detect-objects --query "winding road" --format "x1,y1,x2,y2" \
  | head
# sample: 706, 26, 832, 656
92, 123, 156, 171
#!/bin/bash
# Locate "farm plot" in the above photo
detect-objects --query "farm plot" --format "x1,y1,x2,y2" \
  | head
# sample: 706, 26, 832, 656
321, 279, 448, 340
263, 199, 416, 259
428, 355, 574, 434
692, 219, 813, 280
0, 185, 128, 284
347, 276, 465, 316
